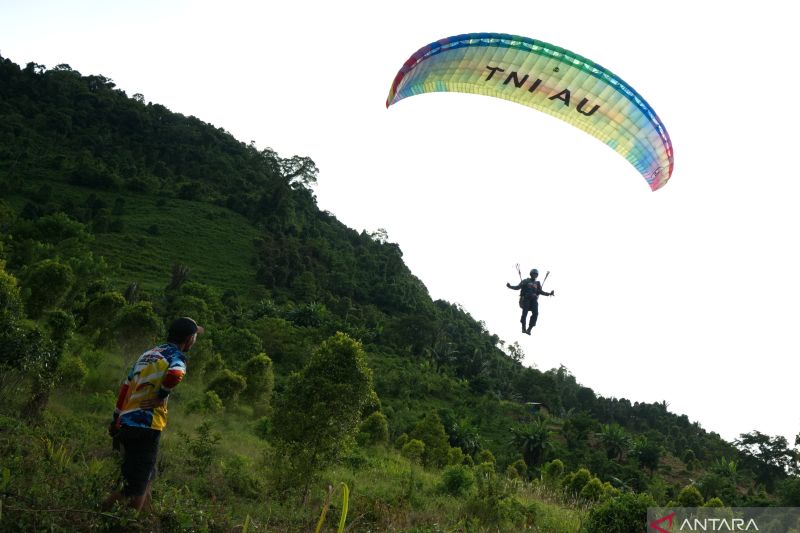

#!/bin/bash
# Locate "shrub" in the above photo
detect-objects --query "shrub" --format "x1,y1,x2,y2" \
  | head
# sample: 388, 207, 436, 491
704, 497, 725, 507
271, 332, 373, 492
477, 449, 496, 466
222, 455, 263, 498
358, 411, 389, 446
677, 485, 704, 507
410, 412, 451, 468
441, 464, 475, 496
241, 353, 274, 404
447, 446, 466, 466
57, 355, 88, 389
585, 492, 656, 533
24, 259, 74, 317
113, 302, 163, 356
206, 369, 247, 405
187, 390, 224, 414
402, 439, 425, 464
395, 433, 409, 450
565, 468, 592, 496
511, 459, 528, 479
580, 477, 605, 502
254, 416, 271, 440
542, 459, 565, 485
0, 268, 23, 320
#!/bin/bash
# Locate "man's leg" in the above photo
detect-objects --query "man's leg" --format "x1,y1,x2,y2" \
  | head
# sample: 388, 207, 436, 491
130, 478, 153, 512
119, 427, 160, 512
526, 303, 539, 333
520, 308, 529, 333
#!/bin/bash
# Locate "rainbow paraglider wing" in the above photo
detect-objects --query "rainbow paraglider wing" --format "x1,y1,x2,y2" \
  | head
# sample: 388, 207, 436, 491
386, 33, 674, 191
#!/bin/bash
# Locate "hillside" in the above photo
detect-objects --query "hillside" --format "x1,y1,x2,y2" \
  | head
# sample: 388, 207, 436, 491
2, 55, 799, 531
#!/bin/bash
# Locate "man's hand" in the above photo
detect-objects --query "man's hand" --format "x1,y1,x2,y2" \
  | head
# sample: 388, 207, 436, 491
139, 397, 166, 410
506, 282, 512, 288
549, 291, 555, 296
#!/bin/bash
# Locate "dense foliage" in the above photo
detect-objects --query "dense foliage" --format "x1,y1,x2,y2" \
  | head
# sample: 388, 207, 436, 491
2, 55, 799, 531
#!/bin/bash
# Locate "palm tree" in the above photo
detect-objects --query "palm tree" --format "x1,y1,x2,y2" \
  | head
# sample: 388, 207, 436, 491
599, 424, 629, 461
510, 419, 552, 467
711, 457, 739, 481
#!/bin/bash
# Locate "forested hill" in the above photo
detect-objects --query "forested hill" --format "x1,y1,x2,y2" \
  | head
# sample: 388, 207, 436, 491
2, 55, 798, 530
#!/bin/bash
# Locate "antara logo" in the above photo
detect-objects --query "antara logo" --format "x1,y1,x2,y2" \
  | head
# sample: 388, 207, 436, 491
484, 65, 601, 117
649, 511, 759, 532
651, 511, 676, 533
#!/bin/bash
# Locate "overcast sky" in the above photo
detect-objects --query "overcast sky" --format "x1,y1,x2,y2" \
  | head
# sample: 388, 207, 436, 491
3, 0, 798, 445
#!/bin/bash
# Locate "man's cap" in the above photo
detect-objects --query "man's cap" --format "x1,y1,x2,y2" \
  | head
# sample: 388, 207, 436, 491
168, 317, 204, 339
530, 269, 539, 276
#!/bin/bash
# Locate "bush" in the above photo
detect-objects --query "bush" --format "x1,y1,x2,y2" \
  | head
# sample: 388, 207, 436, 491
565, 468, 592, 496
542, 459, 565, 485
704, 497, 725, 507
580, 477, 605, 502
358, 411, 389, 446
206, 369, 247, 405
441, 464, 475, 496
222, 455, 263, 498
585, 492, 656, 533
241, 353, 274, 404
57, 355, 88, 389
477, 449, 496, 466
410, 412, 451, 468
395, 433, 409, 450
402, 439, 425, 464
254, 416, 271, 440
511, 459, 528, 479
24, 259, 74, 317
677, 485, 704, 507
447, 446, 466, 466
187, 390, 224, 414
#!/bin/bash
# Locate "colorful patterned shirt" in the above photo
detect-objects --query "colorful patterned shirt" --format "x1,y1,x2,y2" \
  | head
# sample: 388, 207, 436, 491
113, 343, 187, 431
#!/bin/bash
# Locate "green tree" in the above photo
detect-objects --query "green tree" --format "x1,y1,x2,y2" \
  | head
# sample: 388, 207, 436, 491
206, 369, 247, 405
580, 477, 605, 502
0, 267, 23, 321
214, 326, 263, 365
358, 411, 389, 446
23, 259, 74, 317
510, 419, 552, 467
402, 439, 425, 463
410, 412, 451, 468
630, 435, 662, 474
542, 459, 565, 487
585, 492, 655, 533
271, 332, 373, 494
599, 424, 629, 461
565, 468, 593, 496
85, 291, 126, 332
241, 353, 274, 405
677, 485, 704, 507
113, 302, 163, 358
735, 431, 798, 490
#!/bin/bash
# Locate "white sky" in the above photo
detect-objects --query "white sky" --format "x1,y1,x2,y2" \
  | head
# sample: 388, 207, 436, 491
3, 0, 799, 445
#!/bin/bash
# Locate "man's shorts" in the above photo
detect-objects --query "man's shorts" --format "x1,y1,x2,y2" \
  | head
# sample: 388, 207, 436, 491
119, 425, 161, 497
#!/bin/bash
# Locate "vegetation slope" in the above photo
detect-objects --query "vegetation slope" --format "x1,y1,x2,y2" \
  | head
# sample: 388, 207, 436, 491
2, 55, 799, 532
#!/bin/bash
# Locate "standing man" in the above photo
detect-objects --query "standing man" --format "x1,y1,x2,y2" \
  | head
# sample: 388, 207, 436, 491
507, 269, 554, 335
105, 317, 203, 511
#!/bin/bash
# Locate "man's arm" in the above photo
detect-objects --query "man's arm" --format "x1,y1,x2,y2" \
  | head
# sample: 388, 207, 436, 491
109, 379, 130, 435
506, 282, 522, 290
157, 358, 187, 399
535, 281, 554, 296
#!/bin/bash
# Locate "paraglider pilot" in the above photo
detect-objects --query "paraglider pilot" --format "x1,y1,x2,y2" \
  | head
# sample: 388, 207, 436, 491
507, 269, 554, 335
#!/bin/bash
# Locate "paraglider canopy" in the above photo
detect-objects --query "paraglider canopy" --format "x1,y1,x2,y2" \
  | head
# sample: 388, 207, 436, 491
387, 33, 674, 191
